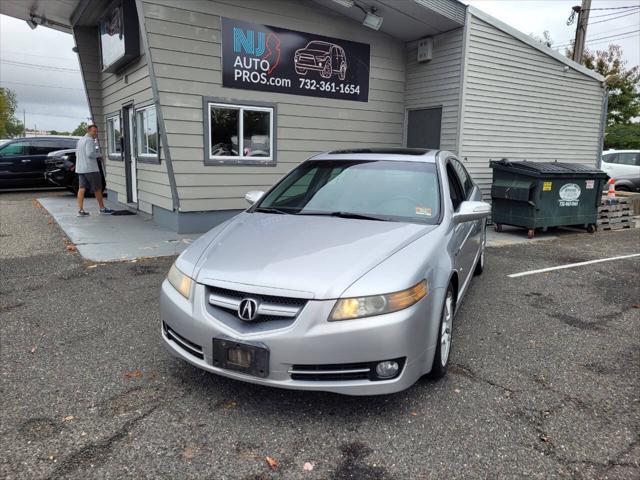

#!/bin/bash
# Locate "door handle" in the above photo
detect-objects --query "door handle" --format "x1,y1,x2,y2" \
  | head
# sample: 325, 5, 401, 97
21, 159, 31, 163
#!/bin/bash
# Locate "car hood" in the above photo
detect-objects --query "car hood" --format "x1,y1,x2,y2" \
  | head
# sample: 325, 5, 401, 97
194, 212, 435, 299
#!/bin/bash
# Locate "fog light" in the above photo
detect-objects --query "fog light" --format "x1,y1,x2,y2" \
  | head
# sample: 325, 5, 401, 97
375, 361, 399, 379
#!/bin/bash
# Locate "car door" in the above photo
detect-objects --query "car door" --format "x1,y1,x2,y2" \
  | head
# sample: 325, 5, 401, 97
446, 160, 476, 283
451, 158, 483, 262
0, 140, 31, 187
616, 152, 640, 187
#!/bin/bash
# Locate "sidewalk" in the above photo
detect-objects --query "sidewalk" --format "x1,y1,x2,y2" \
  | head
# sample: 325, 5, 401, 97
39, 194, 598, 262
38, 196, 195, 262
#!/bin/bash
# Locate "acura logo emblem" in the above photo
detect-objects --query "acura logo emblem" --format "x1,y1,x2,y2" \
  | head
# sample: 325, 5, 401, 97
238, 298, 259, 321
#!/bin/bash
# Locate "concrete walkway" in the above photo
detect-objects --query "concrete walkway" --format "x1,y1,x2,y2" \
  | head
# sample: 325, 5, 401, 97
39, 194, 597, 262
38, 196, 195, 262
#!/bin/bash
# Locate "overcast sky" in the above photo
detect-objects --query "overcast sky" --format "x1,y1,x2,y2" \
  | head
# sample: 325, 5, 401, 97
1, 0, 638, 133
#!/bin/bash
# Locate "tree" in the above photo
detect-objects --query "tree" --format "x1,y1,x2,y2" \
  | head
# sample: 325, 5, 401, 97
0, 87, 23, 138
604, 123, 640, 150
530, 30, 554, 48
581, 45, 640, 126
72, 121, 88, 136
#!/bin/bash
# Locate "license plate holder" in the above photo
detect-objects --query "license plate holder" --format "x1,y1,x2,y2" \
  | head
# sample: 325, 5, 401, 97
212, 338, 269, 378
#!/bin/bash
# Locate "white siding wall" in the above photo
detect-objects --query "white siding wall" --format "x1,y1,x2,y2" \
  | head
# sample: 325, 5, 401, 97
140, 0, 406, 212
405, 28, 464, 152
459, 15, 605, 198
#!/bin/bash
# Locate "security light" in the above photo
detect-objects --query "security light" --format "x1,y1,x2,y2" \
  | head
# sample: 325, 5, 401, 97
363, 11, 383, 30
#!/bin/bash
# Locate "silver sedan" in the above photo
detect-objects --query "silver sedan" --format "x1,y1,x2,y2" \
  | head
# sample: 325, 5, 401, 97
160, 149, 490, 395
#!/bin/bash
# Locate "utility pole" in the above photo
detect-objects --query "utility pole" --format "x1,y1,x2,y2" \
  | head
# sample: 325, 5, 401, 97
572, 0, 591, 64
23, 110, 26, 137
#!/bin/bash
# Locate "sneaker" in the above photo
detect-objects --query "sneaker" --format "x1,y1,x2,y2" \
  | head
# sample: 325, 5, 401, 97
100, 208, 115, 215
77, 210, 90, 217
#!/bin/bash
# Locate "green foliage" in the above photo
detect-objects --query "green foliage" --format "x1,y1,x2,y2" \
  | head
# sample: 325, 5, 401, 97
0, 87, 23, 138
578, 45, 640, 126
605, 123, 640, 150
72, 121, 88, 137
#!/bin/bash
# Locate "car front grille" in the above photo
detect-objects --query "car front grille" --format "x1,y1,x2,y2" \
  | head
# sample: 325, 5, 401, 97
163, 322, 204, 360
289, 358, 406, 382
206, 286, 308, 322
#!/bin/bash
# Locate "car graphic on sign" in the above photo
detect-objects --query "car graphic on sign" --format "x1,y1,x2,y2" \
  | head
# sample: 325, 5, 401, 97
294, 41, 347, 80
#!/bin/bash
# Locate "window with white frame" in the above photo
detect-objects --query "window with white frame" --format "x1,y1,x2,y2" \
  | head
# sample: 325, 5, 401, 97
208, 102, 273, 162
135, 105, 158, 157
106, 114, 122, 157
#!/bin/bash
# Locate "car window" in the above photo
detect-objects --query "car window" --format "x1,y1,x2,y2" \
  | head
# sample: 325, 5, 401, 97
258, 160, 441, 224
29, 140, 66, 155
602, 153, 618, 164
0, 141, 28, 156
446, 163, 464, 211
617, 153, 638, 166
450, 159, 473, 198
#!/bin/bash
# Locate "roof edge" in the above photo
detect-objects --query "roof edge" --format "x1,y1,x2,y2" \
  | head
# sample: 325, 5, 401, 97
467, 5, 604, 83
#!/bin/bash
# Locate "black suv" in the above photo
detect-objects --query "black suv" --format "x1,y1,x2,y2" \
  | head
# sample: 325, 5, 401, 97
0, 137, 79, 188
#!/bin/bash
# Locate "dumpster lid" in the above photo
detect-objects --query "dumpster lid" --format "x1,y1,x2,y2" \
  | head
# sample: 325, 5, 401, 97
490, 159, 606, 176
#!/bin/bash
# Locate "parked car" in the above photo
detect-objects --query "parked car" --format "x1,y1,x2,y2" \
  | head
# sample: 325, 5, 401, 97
0, 136, 79, 188
160, 148, 491, 395
294, 40, 348, 80
600, 150, 640, 191
44, 148, 106, 195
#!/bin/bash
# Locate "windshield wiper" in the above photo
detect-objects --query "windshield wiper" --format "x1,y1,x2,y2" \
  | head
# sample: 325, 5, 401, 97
297, 211, 390, 221
254, 207, 292, 215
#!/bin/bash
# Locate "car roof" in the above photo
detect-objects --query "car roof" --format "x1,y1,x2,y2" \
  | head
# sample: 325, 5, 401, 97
6, 136, 80, 142
311, 148, 438, 163
602, 149, 639, 153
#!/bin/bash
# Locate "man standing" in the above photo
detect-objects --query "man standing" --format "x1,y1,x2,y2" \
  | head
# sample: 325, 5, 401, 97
76, 124, 113, 216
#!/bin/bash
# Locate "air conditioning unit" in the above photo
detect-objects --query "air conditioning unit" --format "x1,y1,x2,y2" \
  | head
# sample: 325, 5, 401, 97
417, 37, 433, 63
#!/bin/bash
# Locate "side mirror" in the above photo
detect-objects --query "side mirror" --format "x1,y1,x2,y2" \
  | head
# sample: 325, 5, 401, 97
244, 190, 265, 205
453, 201, 491, 224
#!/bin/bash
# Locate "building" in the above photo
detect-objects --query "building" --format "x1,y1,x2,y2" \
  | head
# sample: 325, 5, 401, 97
1, 0, 606, 232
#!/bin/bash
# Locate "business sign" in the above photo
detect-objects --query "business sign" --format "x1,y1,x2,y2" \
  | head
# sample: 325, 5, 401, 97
221, 18, 370, 102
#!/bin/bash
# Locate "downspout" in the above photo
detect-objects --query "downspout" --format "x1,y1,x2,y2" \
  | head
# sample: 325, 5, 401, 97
134, 0, 180, 211
597, 88, 608, 169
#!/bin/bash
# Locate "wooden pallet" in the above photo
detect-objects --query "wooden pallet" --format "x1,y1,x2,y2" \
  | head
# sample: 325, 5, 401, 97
600, 223, 632, 231
597, 216, 631, 224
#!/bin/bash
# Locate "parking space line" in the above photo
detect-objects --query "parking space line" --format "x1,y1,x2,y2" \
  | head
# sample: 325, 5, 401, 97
508, 253, 640, 278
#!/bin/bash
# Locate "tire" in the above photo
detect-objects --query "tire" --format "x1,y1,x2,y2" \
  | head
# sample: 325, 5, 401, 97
474, 229, 486, 276
320, 62, 332, 79
616, 185, 630, 192
429, 285, 455, 379
295, 66, 307, 75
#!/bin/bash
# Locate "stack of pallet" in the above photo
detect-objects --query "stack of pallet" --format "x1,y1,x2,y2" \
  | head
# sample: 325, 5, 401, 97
598, 196, 635, 230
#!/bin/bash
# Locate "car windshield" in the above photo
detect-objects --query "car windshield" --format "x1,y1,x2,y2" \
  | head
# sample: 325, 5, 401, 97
304, 41, 331, 52
256, 160, 440, 224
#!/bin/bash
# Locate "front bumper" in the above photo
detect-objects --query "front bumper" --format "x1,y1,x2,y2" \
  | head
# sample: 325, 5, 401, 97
160, 280, 444, 395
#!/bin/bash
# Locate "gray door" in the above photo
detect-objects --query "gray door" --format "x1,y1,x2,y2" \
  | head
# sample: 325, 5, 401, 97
406, 107, 442, 149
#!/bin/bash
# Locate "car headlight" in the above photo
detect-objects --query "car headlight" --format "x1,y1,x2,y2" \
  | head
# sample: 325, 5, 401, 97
329, 280, 428, 321
167, 262, 193, 299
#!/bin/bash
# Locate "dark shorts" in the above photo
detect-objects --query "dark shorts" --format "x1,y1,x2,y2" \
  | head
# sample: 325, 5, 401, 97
78, 172, 102, 193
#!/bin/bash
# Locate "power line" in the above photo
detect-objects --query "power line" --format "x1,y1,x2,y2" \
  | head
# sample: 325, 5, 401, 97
589, 6, 640, 18
21, 111, 89, 120
0, 59, 80, 73
0, 81, 84, 91
555, 28, 640, 47
590, 10, 640, 24
0, 50, 79, 63
585, 5, 640, 11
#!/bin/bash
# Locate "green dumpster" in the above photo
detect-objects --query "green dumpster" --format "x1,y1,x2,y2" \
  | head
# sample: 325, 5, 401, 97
490, 159, 608, 238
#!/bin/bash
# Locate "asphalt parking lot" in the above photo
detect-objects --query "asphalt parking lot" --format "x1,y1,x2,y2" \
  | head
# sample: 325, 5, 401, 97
1, 191, 639, 480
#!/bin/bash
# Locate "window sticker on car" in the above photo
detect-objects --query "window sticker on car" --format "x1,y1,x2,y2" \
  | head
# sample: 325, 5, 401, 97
543, 181, 553, 191
585, 180, 595, 189
415, 206, 432, 216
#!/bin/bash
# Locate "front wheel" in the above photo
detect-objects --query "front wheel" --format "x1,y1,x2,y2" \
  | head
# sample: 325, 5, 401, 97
429, 285, 455, 379
320, 62, 332, 79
